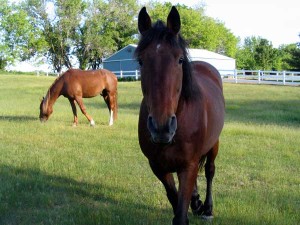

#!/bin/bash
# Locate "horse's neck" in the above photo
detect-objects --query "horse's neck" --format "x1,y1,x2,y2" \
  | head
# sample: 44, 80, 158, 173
45, 78, 62, 109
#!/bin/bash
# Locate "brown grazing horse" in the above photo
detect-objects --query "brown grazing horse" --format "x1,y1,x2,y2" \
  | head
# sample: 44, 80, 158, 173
39, 68, 118, 126
136, 7, 225, 225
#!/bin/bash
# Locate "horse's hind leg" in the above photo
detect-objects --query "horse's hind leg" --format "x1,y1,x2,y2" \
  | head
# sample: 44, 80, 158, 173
75, 96, 95, 126
202, 140, 219, 219
68, 98, 78, 126
102, 90, 116, 126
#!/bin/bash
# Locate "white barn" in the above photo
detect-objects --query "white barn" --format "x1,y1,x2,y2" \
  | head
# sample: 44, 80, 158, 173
188, 49, 236, 72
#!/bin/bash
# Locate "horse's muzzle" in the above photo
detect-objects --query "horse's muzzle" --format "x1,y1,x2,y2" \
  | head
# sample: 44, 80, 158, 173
147, 115, 177, 144
39, 117, 47, 123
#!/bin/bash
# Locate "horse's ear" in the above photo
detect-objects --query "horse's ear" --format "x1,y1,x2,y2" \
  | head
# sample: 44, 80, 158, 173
138, 7, 152, 35
167, 6, 181, 35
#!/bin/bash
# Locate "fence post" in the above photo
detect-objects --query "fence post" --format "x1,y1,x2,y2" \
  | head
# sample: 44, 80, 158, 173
234, 69, 237, 83
258, 70, 261, 84
135, 70, 139, 80
283, 71, 286, 85
120, 70, 123, 79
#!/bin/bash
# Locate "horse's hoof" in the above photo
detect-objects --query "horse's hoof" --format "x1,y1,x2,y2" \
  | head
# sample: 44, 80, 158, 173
192, 204, 203, 216
201, 215, 214, 220
191, 197, 203, 216
90, 120, 95, 126
72, 123, 77, 127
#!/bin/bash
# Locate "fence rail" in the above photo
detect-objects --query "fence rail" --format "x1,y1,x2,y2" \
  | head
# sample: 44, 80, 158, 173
219, 70, 300, 86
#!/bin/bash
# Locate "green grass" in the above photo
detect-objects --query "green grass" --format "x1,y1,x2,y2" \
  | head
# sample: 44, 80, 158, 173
0, 75, 299, 225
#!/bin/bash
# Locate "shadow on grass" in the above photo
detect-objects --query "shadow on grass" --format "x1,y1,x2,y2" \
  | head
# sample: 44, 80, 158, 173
0, 165, 171, 225
225, 99, 300, 128
1, 165, 294, 225
0, 115, 37, 122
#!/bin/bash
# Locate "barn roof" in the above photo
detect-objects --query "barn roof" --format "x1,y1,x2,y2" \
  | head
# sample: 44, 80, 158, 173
188, 49, 234, 61
104, 44, 137, 61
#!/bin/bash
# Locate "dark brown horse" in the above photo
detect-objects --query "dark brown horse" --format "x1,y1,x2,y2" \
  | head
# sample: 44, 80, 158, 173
39, 68, 118, 126
136, 7, 225, 225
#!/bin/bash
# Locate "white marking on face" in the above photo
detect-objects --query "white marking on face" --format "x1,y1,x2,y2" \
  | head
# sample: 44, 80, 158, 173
156, 44, 161, 53
109, 110, 114, 126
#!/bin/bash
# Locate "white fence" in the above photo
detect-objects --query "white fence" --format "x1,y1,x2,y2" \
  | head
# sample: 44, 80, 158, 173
219, 70, 300, 86
112, 70, 139, 80
111, 69, 300, 86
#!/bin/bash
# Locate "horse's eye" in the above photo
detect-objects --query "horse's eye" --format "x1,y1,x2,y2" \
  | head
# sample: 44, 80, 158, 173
179, 57, 184, 64
138, 59, 143, 66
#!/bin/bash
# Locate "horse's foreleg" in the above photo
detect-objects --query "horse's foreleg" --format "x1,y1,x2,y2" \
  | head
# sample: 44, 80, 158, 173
68, 98, 78, 126
190, 181, 203, 215
174, 166, 198, 225
149, 162, 178, 214
202, 140, 219, 219
75, 97, 95, 126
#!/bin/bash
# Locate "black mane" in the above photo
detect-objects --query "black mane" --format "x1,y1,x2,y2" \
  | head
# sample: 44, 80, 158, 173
135, 20, 199, 101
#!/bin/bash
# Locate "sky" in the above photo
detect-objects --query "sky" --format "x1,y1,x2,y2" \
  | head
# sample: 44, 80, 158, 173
140, 0, 300, 47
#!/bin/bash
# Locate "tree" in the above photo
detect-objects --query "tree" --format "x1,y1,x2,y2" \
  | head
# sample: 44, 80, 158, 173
283, 34, 300, 70
25, 0, 86, 73
146, 2, 238, 57
0, 0, 47, 69
236, 36, 279, 70
25, 0, 138, 71
73, 0, 138, 69
253, 38, 277, 70
285, 47, 300, 71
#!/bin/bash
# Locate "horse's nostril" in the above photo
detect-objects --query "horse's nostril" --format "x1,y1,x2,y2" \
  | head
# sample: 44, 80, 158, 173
147, 115, 157, 133
147, 115, 177, 144
168, 115, 177, 133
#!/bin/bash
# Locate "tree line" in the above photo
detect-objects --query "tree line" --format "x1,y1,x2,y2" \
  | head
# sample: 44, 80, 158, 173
0, 0, 299, 73
236, 36, 300, 71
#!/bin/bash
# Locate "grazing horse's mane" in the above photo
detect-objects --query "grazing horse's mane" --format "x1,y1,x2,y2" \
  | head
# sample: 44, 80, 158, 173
48, 73, 65, 92
43, 73, 64, 107
135, 20, 199, 101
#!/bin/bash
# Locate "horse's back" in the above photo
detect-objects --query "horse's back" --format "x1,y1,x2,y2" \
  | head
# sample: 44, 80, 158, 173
64, 68, 116, 81
61, 69, 117, 97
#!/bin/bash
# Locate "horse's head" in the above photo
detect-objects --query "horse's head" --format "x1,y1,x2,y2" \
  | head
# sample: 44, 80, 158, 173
39, 96, 52, 122
136, 6, 192, 144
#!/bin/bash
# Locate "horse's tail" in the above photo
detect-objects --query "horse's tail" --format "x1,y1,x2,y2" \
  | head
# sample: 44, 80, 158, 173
113, 87, 118, 121
111, 72, 118, 121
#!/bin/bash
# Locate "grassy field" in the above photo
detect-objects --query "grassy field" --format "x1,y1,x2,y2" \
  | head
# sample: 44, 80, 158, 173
0, 74, 299, 225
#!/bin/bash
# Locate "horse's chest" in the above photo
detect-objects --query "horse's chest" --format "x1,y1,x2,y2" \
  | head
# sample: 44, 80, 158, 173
144, 142, 196, 173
